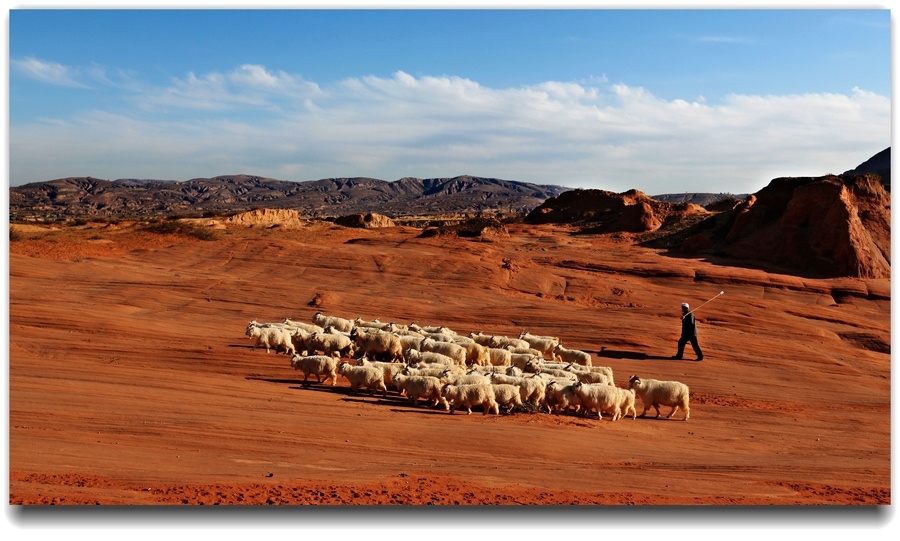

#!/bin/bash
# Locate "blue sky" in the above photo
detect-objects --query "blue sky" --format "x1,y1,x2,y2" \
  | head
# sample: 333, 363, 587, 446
5, 3, 892, 195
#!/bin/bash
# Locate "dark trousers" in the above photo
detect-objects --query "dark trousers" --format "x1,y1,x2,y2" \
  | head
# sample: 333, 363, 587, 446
676, 336, 703, 359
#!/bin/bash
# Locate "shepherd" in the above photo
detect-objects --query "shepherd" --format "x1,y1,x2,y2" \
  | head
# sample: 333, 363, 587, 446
673, 302, 704, 361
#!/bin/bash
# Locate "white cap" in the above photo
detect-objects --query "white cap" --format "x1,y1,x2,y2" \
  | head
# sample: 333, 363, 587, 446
681, 302, 690, 309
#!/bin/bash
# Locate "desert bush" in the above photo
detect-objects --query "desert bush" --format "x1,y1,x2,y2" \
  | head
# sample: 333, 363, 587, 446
141, 219, 217, 241
9, 226, 23, 242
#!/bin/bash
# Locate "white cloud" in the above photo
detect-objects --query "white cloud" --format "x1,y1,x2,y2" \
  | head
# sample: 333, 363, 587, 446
9, 66, 891, 195
11, 57, 90, 88
137, 64, 323, 112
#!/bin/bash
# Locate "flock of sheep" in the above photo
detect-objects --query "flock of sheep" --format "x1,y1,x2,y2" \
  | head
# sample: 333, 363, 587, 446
245, 311, 691, 421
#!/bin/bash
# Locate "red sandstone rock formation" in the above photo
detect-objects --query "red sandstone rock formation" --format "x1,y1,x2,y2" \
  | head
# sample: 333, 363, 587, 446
718, 174, 890, 278
524, 188, 707, 233
334, 212, 397, 228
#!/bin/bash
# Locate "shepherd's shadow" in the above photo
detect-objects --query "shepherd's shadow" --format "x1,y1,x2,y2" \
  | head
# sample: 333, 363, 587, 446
596, 349, 674, 361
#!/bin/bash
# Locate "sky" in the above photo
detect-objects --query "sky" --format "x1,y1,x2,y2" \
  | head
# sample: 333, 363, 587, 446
4, 2, 893, 195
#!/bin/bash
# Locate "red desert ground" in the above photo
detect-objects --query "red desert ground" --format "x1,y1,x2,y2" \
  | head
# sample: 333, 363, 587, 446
7, 207, 890, 507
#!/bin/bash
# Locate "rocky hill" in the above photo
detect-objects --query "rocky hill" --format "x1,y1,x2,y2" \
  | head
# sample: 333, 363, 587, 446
844, 147, 891, 191
8, 174, 568, 222
651, 192, 749, 208
705, 173, 890, 278
524, 148, 890, 279
524, 188, 710, 233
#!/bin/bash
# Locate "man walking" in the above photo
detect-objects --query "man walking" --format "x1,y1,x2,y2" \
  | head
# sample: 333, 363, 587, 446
673, 302, 703, 361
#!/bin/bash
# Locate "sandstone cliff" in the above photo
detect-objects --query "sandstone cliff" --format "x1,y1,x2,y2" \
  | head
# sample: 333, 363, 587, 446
713, 174, 890, 279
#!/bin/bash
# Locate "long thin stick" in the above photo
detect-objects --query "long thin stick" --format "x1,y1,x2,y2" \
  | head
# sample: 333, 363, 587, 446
682, 291, 725, 318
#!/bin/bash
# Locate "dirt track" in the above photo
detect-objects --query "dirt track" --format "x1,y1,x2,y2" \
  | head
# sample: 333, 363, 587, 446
7, 219, 891, 506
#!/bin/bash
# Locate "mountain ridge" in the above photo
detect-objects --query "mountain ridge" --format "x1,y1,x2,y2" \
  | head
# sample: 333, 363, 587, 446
9, 174, 570, 221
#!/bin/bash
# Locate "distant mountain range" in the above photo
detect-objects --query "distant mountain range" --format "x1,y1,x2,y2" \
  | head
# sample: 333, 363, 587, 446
8, 175, 570, 221
9, 147, 888, 222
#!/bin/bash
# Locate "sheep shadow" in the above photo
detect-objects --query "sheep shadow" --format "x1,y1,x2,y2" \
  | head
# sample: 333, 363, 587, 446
596, 349, 674, 361
246, 376, 307, 385
245, 376, 351, 395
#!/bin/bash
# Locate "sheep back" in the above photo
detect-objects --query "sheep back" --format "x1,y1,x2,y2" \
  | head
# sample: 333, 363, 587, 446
338, 363, 388, 397
627, 375, 690, 421
290, 354, 340, 385
440, 383, 499, 415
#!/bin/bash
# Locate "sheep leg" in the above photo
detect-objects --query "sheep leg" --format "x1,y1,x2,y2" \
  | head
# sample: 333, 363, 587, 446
653, 404, 662, 418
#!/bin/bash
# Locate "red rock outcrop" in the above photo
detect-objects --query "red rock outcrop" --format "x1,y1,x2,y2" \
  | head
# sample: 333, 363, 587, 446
524, 188, 707, 233
222, 208, 304, 228
333, 212, 396, 228
717, 174, 890, 279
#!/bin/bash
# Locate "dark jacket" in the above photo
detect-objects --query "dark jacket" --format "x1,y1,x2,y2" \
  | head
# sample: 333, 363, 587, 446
681, 312, 698, 338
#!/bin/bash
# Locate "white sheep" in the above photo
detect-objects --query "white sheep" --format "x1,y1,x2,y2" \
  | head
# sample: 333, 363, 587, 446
486, 347, 512, 367
422, 332, 459, 344
312, 311, 354, 333
391, 373, 448, 409
397, 334, 425, 352
338, 362, 388, 397
420, 338, 467, 366
544, 381, 582, 415
553, 344, 593, 366
356, 356, 406, 390
440, 383, 499, 415
468, 332, 496, 347
404, 348, 455, 366
412, 324, 458, 336
401, 365, 449, 379
457, 341, 491, 366
282, 318, 325, 334
323, 325, 353, 338
615, 387, 637, 421
627, 375, 691, 421
518, 331, 561, 360
572, 381, 622, 420
506, 346, 545, 358
534, 366, 578, 381
567, 363, 614, 383
439, 370, 491, 386
488, 373, 547, 411
352, 317, 384, 330
350, 327, 403, 362
509, 353, 541, 370
570, 368, 615, 387
290, 354, 340, 386
467, 365, 509, 375
489, 335, 531, 350
306, 331, 354, 358
382, 322, 412, 334
491, 383, 524, 413
245, 321, 295, 355
289, 327, 312, 355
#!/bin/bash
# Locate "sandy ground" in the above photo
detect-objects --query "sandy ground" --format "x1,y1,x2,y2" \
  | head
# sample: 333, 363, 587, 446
6, 219, 892, 515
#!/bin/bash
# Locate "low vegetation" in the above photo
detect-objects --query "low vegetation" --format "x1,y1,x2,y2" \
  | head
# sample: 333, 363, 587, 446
140, 218, 217, 240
